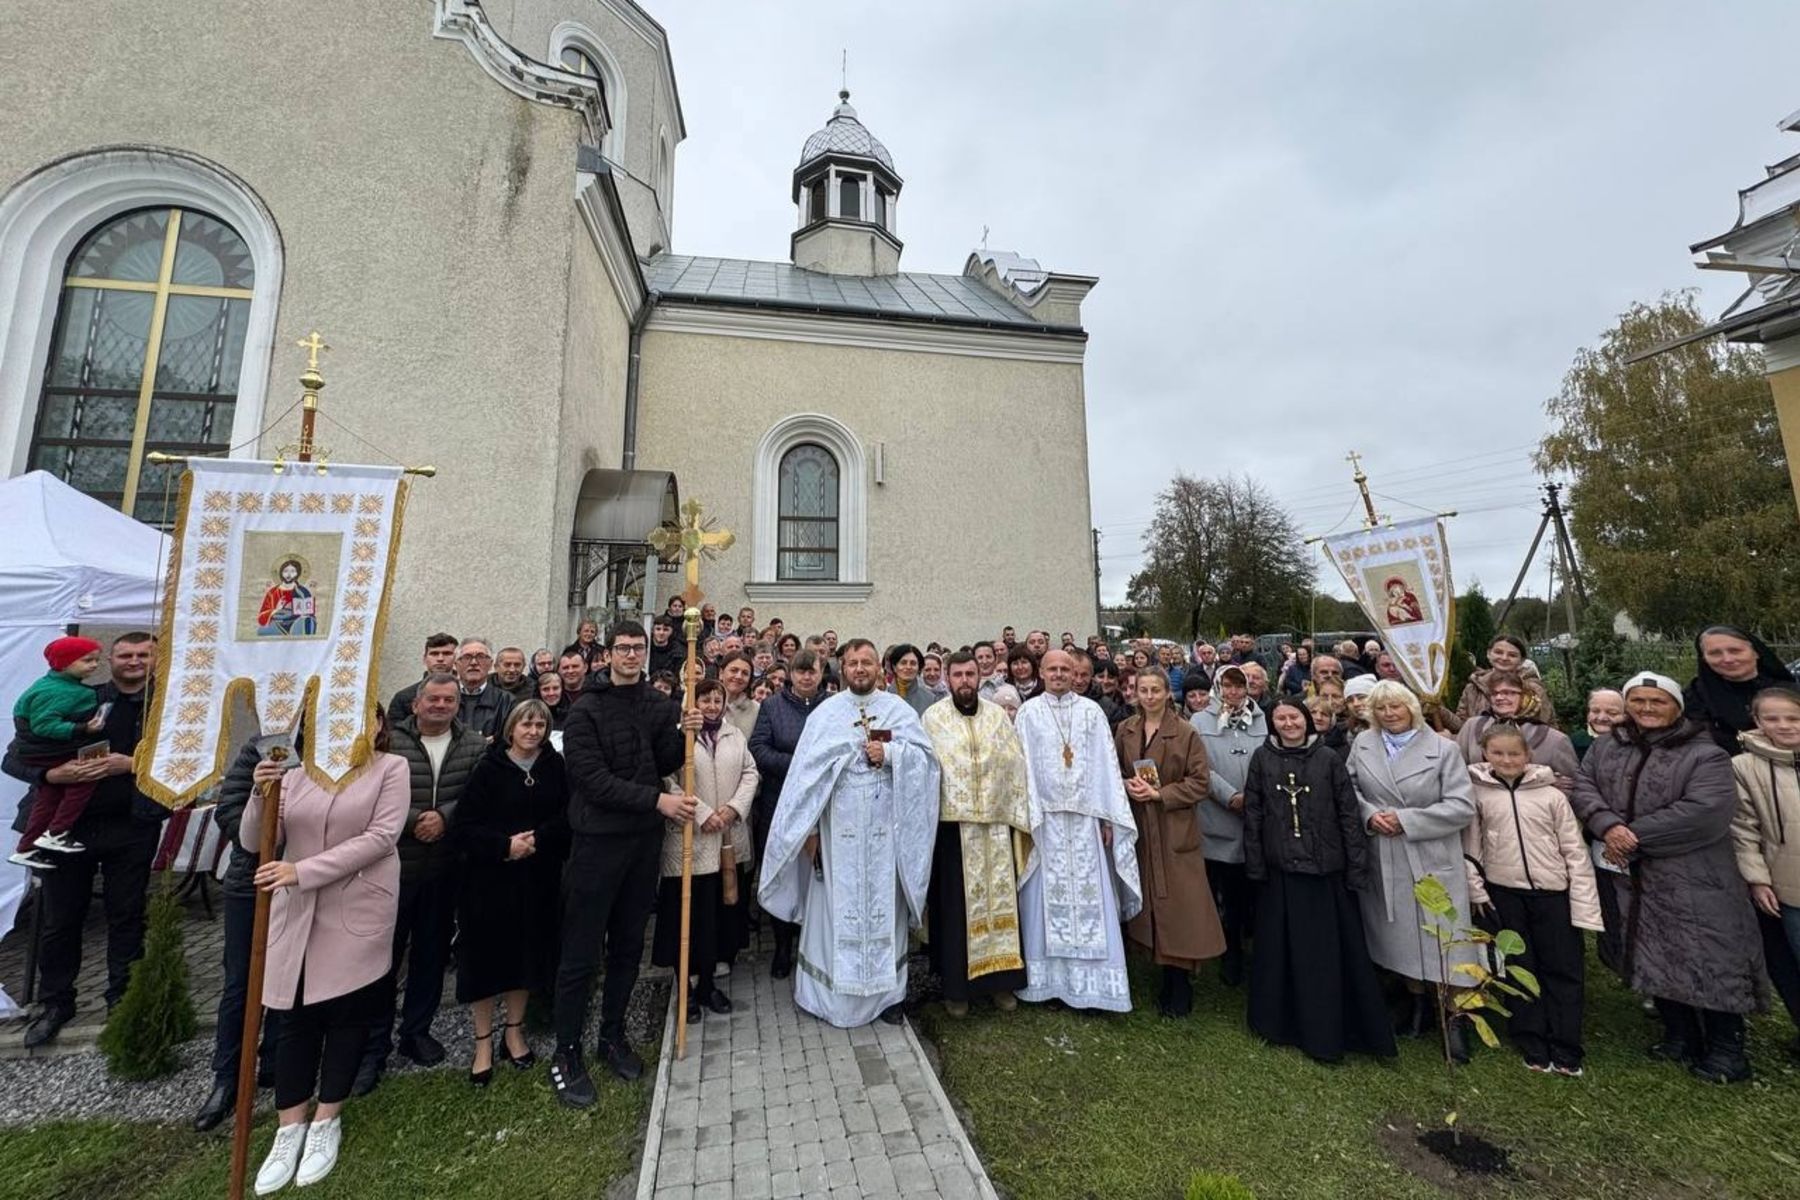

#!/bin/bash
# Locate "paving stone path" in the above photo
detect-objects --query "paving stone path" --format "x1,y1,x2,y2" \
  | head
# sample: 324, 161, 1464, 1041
636, 937, 997, 1200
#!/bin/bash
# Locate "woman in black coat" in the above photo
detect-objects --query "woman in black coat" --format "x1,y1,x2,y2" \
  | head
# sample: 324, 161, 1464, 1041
747, 649, 826, 978
1685, 625, 1795, 754
1243, 698, 1395, 1063
452, 700, 569, 1084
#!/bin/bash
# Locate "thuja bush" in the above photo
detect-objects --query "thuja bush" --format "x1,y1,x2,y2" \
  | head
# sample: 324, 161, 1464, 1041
98, 882, 198, 1080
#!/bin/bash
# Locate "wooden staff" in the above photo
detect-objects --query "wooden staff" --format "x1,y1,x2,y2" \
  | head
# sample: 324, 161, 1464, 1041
676, 607, 701, 1060
229, 749, 286, 1200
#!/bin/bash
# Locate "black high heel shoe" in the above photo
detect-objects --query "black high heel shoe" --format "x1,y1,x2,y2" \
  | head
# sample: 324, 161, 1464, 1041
470, 1033, 494, 1087
501, 1021, 536, 1070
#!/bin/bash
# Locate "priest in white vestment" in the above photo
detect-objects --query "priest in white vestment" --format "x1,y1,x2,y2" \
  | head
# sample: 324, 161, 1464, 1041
759, 640, 941, 1027
1015, 649, 1142, 1012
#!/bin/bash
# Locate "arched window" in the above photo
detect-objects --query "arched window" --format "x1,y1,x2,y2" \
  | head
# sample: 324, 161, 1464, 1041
777, 443, 839, 581
550, 23, 627, 162
747, 413, 869, 602
30, 206, 254, 517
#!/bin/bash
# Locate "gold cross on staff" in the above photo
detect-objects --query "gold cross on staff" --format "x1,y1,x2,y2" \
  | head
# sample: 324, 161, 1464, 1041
646, 498, 735, 608
296, 331, 330, 373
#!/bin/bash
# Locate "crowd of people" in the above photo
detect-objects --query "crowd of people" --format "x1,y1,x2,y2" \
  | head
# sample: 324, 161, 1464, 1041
6, 612, 1799, 1193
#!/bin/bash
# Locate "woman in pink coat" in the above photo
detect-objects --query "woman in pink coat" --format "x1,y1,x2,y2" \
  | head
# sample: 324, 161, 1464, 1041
242, 721, 408, 1195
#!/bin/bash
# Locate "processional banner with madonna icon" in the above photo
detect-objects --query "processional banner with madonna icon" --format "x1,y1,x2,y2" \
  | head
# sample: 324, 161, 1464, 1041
1320, 516, 1455, 698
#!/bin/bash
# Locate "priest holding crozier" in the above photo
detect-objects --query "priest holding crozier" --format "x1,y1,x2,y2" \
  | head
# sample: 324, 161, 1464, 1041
758, 639, 940, 1027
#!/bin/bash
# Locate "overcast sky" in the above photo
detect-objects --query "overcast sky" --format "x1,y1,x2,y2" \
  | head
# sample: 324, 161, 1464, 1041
652, 1, 1799, 611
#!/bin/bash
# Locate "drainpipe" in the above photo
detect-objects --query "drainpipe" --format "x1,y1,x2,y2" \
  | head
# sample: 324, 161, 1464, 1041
621, 288, 658, 470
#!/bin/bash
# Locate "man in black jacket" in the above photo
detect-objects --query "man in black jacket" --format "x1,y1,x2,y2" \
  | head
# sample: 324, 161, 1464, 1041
386, 631, 458, 723
191, 736, 290, 1130
452, 637, 514, 738
5, 633, 165, 1043
360, 674, 485, 1086
3, 632, 164, 1049
550, 620, 698, 1108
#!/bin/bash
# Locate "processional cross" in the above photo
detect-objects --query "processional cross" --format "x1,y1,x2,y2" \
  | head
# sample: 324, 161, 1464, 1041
645, 499, 733, 1061
1277, 772, 1310, 839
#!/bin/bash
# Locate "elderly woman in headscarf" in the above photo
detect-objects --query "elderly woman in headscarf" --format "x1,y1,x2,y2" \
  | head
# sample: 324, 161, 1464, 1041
1685, 625, 1796, 754
1572, 671, 1764, 1084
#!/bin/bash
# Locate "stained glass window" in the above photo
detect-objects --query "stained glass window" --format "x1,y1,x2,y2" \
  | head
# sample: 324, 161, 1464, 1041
29, 207, 253, 519
777, 443, 840, 581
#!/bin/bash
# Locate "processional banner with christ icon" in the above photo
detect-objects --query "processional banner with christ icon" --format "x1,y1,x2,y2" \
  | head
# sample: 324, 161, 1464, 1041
136, 459, 408, 806
1320, 516, 1454, 698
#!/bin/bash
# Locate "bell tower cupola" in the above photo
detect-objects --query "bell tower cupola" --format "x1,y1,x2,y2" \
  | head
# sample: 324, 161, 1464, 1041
791, 90, 903, 277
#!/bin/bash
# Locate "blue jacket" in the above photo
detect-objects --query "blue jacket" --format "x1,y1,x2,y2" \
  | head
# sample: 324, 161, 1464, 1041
747, 685, 826, 807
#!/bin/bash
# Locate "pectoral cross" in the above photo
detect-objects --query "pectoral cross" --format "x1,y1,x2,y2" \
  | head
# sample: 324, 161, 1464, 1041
1277, 772, 1311, 839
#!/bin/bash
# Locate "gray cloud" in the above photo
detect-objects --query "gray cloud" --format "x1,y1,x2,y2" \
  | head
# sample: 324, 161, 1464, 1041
654, 0, 1798, 612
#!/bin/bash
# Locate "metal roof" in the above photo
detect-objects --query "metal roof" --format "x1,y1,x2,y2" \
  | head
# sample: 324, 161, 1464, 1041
798, 92, 895, 174
643, 254, 1061, 329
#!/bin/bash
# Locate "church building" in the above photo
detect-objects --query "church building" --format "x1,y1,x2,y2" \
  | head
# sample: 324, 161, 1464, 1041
0, 0, 1100, 678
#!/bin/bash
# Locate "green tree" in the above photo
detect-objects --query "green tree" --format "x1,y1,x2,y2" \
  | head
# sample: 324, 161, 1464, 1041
1496, 596, 1549, 643
1571, 605, 1630, 699
1126, 474, 1314, 640
1538, 292, 1800, 637
98, 883, 197, 1080
1450, 583, 1496, 703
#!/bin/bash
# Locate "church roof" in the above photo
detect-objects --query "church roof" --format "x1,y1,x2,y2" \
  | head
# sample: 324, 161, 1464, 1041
798, 91, 896, 174
644, 254, 1065, 329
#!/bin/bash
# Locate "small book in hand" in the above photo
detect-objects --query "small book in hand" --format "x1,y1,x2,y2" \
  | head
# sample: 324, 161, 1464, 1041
1132, 759, 1160, 787
77, 739, 111, 762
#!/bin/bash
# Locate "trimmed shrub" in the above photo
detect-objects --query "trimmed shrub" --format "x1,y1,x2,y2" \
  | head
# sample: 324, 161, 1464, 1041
98, 882, 198, 1080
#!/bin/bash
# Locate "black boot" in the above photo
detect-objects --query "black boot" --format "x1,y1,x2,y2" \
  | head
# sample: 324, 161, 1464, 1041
1399, 991, 1435, 1039
1691, 1010, 1752, 1084
1649, 998, 1703, 1065
1218, 945, 1244, 989
1443, 1015, 1470, 1064
1162, 967, 1193, 1018
192, 1082, 235, 1132
770, 926, 794, 980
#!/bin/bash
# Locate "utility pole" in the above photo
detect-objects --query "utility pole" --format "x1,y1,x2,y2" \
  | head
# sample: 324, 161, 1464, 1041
1497, 481, 1585, 633
1091, 527, 1103, 639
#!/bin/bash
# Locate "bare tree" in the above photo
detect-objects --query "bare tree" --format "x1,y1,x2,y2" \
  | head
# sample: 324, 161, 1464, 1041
1127, 474, 1314, 639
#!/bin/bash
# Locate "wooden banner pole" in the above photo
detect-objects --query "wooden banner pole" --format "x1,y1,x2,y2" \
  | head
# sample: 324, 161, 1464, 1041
227, 763, 284, 1200
676, 608, 701, 1060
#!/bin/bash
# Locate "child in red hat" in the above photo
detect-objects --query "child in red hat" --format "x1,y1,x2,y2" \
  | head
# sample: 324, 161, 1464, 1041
9, 635, 107, 869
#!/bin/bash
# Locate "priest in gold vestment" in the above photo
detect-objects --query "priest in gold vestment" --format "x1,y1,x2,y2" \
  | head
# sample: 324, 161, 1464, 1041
922, 652, 1033, 1015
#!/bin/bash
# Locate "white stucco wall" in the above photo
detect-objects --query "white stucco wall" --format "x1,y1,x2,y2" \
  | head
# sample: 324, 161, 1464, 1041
633, 321, 1098, 647
0, 1, 631, 690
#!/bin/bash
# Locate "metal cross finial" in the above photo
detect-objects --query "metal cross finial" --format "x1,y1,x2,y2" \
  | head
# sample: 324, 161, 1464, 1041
646, 498, 735, 608
1345, 449, 1364, 479
841, 49, 847, 94
981, 224, 990, 251
297, 331, 330, 373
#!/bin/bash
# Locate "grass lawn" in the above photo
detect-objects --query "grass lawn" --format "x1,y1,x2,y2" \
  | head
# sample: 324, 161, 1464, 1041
0, 1046, 653, 1200
920, 950, 1799, 1200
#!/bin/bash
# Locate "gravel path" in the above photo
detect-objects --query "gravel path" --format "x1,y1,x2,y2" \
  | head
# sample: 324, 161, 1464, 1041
0, 975, 671, 1129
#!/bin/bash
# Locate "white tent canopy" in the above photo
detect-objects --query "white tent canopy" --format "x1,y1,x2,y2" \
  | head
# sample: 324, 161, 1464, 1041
0, 471, 169, 1015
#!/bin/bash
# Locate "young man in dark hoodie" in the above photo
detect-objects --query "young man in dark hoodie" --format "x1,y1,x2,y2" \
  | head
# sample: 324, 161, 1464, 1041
550, 620, 700, 1107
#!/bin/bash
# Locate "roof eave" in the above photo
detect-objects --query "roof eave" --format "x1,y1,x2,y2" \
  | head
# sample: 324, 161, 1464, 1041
649, 289, 1086, 338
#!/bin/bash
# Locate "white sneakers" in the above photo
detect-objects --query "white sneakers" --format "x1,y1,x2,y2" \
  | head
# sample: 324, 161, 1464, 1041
254, 1117, 340, 1193
34, 831, 85, 854
254, 1122, 307, 1195
295, 1116, 341, 1187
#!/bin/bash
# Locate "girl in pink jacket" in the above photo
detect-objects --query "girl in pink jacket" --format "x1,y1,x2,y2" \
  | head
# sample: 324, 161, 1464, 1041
1463, 723, 1602, 1077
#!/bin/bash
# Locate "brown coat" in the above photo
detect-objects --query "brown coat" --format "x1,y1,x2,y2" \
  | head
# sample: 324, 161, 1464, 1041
1115, 713, 1226, 966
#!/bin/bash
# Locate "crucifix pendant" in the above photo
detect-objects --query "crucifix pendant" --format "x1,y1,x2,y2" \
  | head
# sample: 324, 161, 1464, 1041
1062, 742, 1074, 769
1278, 771, 1310, 839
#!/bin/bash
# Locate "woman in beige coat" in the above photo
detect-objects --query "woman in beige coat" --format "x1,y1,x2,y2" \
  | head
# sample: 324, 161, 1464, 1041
1730, 684, 1800, 1050
652, 678, 758, 1021
243, 722, 409, 1194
